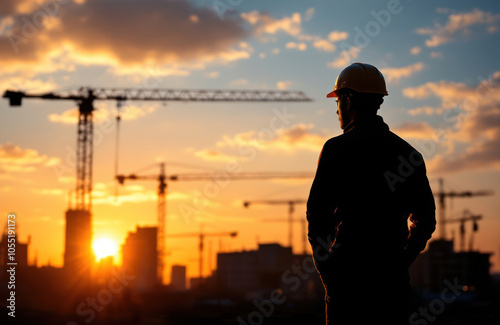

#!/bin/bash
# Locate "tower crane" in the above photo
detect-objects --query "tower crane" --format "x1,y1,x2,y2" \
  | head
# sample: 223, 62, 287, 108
3, 87, 312, 213
117, 163, 313, 283
263, 217, 307, 254
116, 163, 167, 284
3, 87, 312, 273
434, 178, 493, 239
445, 209, 482, 252
243, 199, 306, 253
168, 226, 237, 279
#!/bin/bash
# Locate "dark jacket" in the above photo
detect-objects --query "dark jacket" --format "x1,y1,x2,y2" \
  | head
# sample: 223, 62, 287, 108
307, 114, 436, 279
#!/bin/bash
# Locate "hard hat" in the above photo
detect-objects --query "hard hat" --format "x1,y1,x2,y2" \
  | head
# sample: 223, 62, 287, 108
327, 62, 388, 98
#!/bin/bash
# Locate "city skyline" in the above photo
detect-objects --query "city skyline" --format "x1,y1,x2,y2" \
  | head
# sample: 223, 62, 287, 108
1, 0, 500, 283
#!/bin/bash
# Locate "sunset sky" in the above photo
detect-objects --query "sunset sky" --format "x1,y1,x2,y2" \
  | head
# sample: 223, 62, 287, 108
1, 0, 500, 281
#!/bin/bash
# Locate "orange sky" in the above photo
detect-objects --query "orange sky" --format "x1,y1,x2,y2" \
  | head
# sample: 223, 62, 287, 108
1, 0, 500, 281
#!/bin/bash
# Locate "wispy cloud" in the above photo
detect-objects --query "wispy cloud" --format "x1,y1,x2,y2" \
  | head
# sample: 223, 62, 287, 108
380, 62, 425, 82
403, 72, 500, 174
285, 41, 307, 51
48, 103, 158, 125
276, 80, 292, 90
416, 8, 500, 47
393, 122, 435, 139
217, 123, 327, 153
92, 181, 190, 206
327, 46, 360, 69
242, 11, 302, 37
194, 149, 245, 162
0, 142, 60, 173
241, 10, 347, 55
312, 39, 336, 52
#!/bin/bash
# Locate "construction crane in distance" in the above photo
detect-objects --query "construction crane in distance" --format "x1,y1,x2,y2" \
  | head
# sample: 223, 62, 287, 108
116, 163, 167, 284
243, 199, 307, 253
168, 227, 237, 279
3, 87, 313, 213
263, 217, 307, 254
3, 86, 312, 281
445, 209, 482, 252
434, 178, 493, 239
116, 163, 313, 283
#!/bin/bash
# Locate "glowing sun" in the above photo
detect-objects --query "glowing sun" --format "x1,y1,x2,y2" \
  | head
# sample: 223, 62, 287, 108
93, 237, 118, 261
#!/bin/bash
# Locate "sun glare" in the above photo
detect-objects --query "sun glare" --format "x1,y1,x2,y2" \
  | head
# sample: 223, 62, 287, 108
93, 237, 118, 261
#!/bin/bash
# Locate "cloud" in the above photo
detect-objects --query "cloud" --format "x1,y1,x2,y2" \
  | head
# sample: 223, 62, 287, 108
241, 10, 347, 54
92, 181, 189, 205
285, 41, 307, 51
313, 39, 336, 52
0, 0, 53, 16
428, 131, 500, 174
48, 103, 158, 124
242, 11, 302, 37
416, 8, 500, 47
217, 123, 327, 153
380, 62, 425, 82
0, 142, 61, 173
31, 188, 65, 196
0, 0, 249, 74
410, 46, 421, 55
189, 14, 199, 23
0, 76, 57, 93
276, 80, 291, 90
392, 122, 436, 139
269, 124, 327, 151
403, 80, 480, 110
407, 106, 443, 116
194, 149, 245, 162
327, 31, 349, 42
304, 7, 315, 21
327, 46, 361, 69
403, 72, 500, 174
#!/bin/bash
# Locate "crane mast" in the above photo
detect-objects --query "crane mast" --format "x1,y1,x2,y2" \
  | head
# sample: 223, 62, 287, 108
117, 165, 313, 283
75, 92, 95, 211
243, 199, 307, 253
4, 87, 312, 213
3, 86, 312, 285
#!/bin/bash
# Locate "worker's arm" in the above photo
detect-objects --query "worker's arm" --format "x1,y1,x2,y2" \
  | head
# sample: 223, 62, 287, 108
307, 140, 340, 254
406, 159, 436, 266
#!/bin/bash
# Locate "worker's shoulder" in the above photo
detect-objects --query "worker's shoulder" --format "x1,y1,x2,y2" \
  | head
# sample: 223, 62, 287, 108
323, 133, 349, 150
386, 129, 423, 154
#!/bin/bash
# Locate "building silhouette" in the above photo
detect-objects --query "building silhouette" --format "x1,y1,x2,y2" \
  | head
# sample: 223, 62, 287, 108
216, 243, 321, 299
410, 239, 492, 295
171, 265, 187, 291
63, 209, 93, 271
122, 226, 158, 291
0, 232, 28, 267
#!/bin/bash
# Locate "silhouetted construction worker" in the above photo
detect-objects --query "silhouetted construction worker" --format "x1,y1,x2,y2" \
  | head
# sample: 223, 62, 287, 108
307, 63, 436, 325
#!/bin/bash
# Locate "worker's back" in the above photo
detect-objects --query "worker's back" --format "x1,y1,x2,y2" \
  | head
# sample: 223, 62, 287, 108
307, 115, 435, 324
310, 63, 436, 325
329, 116, 429, 252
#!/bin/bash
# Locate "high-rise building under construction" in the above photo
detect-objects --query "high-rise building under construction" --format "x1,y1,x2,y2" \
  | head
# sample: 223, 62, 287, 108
63, 209, 93, 272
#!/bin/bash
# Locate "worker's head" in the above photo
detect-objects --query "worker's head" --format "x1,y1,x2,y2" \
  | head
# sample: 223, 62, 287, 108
327, 63, 388, 129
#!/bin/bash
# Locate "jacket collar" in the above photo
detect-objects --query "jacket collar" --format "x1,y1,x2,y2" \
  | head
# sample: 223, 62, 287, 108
343, 115, 389, 134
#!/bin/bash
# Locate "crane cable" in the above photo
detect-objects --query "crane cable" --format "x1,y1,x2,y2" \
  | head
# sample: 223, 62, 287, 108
114, 100, 123, 202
